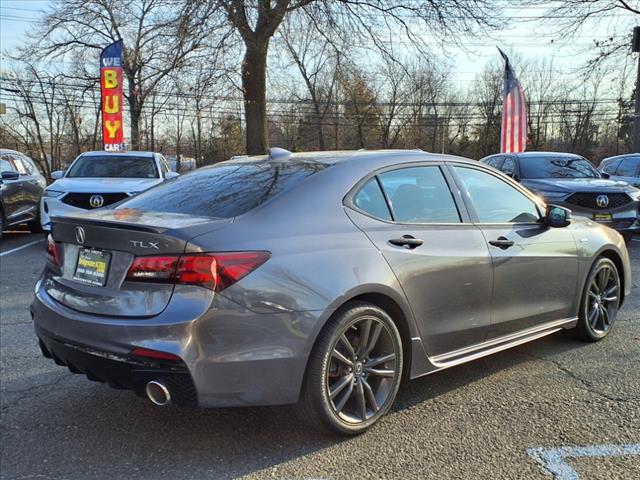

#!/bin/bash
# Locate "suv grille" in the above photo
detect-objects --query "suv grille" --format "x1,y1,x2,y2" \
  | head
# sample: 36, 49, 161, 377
61, 192, 129, 209
565, 192, 632, 210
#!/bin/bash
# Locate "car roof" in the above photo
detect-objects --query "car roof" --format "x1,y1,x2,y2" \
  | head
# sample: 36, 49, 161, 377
510, 151, 585, 160
0, 149, 27, 156
225, 149, 477, 169
602, 153, 640, 162
78, 150, 157, 158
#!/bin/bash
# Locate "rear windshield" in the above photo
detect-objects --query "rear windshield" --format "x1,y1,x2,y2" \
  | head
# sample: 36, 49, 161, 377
67, 155, 159, 178
519, 156, 600, 179
116, 160, 327, 218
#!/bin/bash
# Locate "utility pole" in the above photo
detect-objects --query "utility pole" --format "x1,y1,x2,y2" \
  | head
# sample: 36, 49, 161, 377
633, 27, 640, 152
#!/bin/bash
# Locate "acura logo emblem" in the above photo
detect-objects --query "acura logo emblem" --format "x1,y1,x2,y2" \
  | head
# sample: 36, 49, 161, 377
75, 226, 85, 244
596, 195, 609, 208
89, 195, 104, 208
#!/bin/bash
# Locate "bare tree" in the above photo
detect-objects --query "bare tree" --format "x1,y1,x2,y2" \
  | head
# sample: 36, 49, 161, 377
518, 1, 639, 72
220, 0, 502, 154
33, 0, 220, 150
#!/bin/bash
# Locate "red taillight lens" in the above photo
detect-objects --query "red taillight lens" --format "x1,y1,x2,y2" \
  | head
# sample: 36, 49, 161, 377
130, 347, 182, 361
46, 234, 61, 266
212, 252, 271, 291
127, 256, 178, 281
125, 252, 270, 291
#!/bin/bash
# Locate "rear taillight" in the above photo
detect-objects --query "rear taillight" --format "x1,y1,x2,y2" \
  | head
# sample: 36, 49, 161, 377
125, 252, 270, 292
46, 234, 61, 266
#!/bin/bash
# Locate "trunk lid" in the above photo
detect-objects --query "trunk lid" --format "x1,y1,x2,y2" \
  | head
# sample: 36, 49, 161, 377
47, 209, 230, 317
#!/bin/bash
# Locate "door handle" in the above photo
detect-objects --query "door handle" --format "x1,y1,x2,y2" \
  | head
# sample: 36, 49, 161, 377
489, 237, 515, 249
389, 235, 424, 249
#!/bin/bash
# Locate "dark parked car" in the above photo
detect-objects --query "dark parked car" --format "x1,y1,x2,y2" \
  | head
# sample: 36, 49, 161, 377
481, 152, 640, 240
33, 149, 631, 435
599, 154, 640, 188
0, 149, 45, 240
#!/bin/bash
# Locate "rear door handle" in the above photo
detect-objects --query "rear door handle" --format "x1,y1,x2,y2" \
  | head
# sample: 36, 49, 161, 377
389, 235, 424, 249
489, 237, 515, 249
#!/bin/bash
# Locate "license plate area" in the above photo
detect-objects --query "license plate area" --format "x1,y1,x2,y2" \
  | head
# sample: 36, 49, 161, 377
593, 213, 613, 222
73, 248, 111, 287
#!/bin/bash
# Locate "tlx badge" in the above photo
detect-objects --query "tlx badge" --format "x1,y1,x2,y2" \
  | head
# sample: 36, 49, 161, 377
130, 240, 159, 250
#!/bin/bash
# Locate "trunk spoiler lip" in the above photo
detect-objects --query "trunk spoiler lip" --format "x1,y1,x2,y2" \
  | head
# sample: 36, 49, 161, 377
50, 214, 231, 238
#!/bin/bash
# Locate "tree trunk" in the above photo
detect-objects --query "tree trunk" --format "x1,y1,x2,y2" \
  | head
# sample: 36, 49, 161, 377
242, 40, 269, 155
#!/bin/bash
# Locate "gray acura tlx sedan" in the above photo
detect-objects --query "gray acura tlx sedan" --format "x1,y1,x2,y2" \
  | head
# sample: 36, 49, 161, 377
32, 149, 631, 435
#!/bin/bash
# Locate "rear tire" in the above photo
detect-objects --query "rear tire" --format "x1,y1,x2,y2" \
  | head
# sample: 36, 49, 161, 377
297, 302, 403, 435
574, 257, 621, 342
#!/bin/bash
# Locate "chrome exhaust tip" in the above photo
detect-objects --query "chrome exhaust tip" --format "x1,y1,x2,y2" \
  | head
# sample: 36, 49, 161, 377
146, 380, 171, 406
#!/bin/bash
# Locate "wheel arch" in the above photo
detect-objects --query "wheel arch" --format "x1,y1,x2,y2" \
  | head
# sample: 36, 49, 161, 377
598, 248, 626, 305
303, 288, 418, 387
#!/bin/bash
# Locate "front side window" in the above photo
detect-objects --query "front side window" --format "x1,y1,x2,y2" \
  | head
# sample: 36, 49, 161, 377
453, 166, 540, 224
66, 155, 159, 178
615, 157, 640, 177
519, 156, 600, 179
486, 157, 504, 169
601, 159, 621, 175
353, 178, 392, 220
377, 166, 461, 223
0, 156, 16, 173
502, 157, 516, 177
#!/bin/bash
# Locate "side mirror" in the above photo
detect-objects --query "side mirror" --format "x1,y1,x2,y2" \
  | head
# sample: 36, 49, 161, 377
164, 171, 179, 180
544, 204, 571, 228
51, 170, 64, 180
601, 172, 610, 179
1, 171, 20, 181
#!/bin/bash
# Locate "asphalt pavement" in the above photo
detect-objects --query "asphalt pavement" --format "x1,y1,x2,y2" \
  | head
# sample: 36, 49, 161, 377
1, 231, 638, 479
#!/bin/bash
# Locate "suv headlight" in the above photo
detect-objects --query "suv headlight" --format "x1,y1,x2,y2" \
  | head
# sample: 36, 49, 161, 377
43, 189, 64, 198
534, 190, 567, 200
628, 189, 640, 200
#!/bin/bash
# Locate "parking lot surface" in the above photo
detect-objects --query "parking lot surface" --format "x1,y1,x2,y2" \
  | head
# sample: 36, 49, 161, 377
1, 231, 639, 479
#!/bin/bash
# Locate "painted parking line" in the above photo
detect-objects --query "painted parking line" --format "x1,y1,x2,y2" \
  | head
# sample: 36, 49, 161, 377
633, 237, 640, 242
527, 444, 640, 480
0, 239, 44, 257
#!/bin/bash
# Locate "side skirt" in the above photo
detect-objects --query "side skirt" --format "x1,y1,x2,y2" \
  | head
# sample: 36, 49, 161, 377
410, 317, 578, 379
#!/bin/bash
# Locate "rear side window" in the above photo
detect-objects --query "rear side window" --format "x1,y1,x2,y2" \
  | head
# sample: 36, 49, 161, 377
353, 178, 392, 220
378, 166, 461, 223
118, 161, 326, 219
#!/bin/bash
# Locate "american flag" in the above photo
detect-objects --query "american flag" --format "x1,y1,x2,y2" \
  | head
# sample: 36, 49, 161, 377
498, 48, 528, 153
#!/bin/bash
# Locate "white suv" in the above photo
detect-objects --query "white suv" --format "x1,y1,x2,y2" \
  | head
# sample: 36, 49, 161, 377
41, 151, 178, 230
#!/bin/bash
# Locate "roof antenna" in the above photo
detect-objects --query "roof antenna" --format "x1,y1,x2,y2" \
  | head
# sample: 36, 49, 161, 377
268, 147, 292, 161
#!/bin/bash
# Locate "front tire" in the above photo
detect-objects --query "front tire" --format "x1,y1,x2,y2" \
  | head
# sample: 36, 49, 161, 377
574, 257, 621, 342
27, 209, 43, 234
298, 302, 403, 435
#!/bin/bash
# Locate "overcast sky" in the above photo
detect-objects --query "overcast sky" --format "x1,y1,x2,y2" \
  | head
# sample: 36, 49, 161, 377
0, 0, 634, 96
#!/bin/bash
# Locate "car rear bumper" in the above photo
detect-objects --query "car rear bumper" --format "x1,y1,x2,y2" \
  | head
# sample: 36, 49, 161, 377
31, 280, 320, 407
36, 326, 199, 405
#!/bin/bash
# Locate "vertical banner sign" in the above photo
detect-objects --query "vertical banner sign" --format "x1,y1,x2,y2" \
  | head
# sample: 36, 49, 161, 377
498, 48, 528, 154
100, 40, 125, 151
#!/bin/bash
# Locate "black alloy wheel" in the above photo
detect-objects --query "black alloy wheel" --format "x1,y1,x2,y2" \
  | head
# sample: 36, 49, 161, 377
576, 257, 621, 341
299, 302, 403, 435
